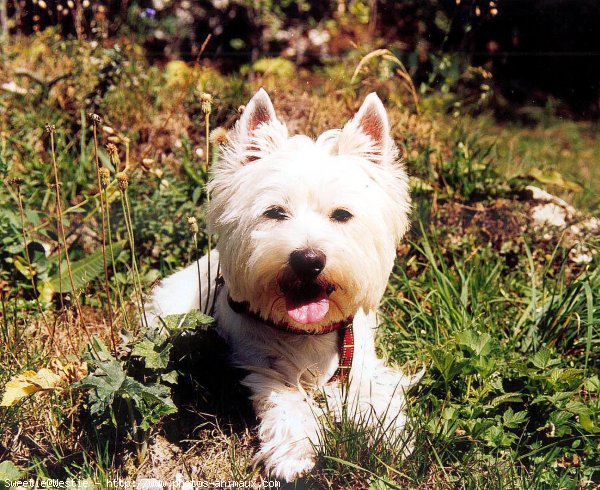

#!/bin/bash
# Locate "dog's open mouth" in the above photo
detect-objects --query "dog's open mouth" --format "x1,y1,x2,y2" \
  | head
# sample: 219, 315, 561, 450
282, 281, 335, 325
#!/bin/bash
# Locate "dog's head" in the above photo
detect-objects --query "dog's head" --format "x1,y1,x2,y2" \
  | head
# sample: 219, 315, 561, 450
208, 89, 410, 332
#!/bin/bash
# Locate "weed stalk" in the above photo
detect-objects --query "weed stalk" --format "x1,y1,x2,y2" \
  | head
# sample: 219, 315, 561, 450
200, 92, 212, 314
187, 216, 203, 310
117, 172, 148, 333
124, 396, 146, 464
90, 114, 116, 355
105, 144, 131, 330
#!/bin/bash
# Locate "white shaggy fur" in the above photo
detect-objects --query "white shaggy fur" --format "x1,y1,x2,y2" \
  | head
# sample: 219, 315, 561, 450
147, 89, 421, 482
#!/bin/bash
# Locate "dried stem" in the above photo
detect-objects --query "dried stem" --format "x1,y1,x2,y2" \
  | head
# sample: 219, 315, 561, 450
119, 183, 148, 333
92, 118, 116, 354
105, 185, 131, 330
204, 111, 212, 314
124, 192, 145, 309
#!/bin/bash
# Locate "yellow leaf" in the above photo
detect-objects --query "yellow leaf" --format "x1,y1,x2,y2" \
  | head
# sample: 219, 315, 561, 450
527, 168, 583, 192
27, 368, 62, 389
1, 376, 38, 407
1, 368, 62, 407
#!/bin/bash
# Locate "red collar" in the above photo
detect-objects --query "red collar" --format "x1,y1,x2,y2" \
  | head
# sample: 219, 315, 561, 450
226, 294, 354, 384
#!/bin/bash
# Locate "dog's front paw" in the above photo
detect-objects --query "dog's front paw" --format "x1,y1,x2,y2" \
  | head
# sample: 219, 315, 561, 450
254, 437, 316, 482
270, 453, 315, 483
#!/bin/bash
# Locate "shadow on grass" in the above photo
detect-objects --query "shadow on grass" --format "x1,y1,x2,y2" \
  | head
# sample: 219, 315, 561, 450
164, 329, 255, 441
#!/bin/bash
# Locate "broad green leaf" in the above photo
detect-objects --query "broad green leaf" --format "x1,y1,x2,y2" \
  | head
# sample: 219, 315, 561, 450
533, 391, 572, 406
119, 376, 149, 403
161, 371, 178, 385
139, 402, 178, 431
129, 380, 177, 430
531, 347, 559, 370
470, 419, 495, 438
72, 352, 127, 418
565, 400, 592, 416
132, 338, 172, 370
73, 359, 127, 399
74, 358, 177, 423
441, 406, 458, 420
25, 209, 41, 227
0, 460, 23, 481
13, 256, 33, 279
47, 240, 125, 293
471, 355, 497, 378
161, 310, 215, 333
549, 410, 573, 428
138, 382, 176, 409
37, 280, 54, 304
456, 330, 494, 357
549, 368, 584, 390
83, 336, 115, 363
428, 348, 465, 383
482, 424, 517, 448
74, 336, 177, 429
502, 407, 529, 429
584, 375, 599, 393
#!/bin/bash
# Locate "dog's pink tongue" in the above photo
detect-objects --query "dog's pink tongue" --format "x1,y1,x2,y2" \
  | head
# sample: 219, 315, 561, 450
286, 291, 330, 325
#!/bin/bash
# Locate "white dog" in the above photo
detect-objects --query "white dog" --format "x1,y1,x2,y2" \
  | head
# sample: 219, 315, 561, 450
147, 89, 421, 482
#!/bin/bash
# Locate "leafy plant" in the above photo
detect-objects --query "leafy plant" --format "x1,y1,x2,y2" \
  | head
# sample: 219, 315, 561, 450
74, 337, 176, 431
73, 310, 214, 458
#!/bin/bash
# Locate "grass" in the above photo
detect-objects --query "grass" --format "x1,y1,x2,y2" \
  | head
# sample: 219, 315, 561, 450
377, 234, 598, 488
458, 114, 600, 213
0, 33, 598, 488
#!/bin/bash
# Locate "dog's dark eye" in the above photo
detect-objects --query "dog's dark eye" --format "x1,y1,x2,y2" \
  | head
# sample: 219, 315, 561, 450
263, 206, 289, 221
330, 209, 353, 223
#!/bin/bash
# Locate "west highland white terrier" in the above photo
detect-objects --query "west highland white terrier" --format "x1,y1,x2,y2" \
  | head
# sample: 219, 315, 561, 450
147, 89, 421, 482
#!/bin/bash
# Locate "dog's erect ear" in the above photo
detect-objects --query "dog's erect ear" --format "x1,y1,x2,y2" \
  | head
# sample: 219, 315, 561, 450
336, 92, 392, 164
240, 88, 278, 133
234, 88, 285, 163
355, 93, 390, 149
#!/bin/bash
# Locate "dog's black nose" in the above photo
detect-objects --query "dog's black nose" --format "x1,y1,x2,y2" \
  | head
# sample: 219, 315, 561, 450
289, 249, 326, 280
